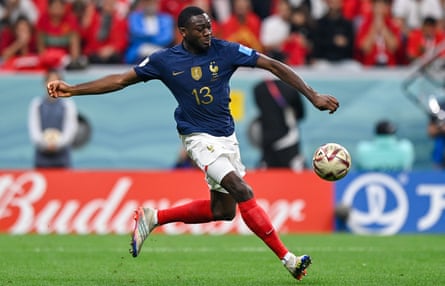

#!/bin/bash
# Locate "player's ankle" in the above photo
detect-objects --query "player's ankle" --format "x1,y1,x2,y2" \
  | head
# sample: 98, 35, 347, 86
281, 252, 293, 264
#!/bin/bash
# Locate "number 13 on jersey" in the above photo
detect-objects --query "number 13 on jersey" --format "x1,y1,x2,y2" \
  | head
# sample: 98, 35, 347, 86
192, 87, 213, 105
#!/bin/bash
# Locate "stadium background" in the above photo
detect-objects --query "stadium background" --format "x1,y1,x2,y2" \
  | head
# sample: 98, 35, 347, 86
0, 66, 430, 170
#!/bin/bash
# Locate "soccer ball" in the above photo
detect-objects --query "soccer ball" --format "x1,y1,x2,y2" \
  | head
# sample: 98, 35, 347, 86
43, 128, 61, 145
312, 143, 351, 181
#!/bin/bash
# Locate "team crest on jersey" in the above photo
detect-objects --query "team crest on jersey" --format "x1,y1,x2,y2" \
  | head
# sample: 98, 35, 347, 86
209, 61, 219, 73
191, 66, 202, 81
209, 61, 219, 81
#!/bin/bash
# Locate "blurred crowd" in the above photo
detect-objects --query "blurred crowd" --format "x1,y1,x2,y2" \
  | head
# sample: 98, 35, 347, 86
1, 0, 445, 71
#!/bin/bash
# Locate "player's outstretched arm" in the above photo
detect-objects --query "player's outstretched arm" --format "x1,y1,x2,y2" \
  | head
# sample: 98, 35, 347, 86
47, 69, 141, 98
255, 53, 339, 114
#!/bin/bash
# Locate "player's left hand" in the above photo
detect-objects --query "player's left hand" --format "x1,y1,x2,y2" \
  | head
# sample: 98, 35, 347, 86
313, 94, 339, 114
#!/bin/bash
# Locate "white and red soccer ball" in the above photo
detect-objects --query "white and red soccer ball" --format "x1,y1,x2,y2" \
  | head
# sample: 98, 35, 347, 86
312, 143, 351, 181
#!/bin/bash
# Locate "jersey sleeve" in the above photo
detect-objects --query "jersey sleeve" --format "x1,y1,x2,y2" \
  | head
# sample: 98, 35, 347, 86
225, 41, 259, 68
133, 51, 164, 81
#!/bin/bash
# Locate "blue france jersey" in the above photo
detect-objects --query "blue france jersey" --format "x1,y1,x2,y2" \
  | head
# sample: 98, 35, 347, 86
134, 38, 259, 136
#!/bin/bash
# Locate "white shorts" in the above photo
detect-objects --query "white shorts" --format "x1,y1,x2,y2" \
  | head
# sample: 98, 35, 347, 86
180, 132, 246, 193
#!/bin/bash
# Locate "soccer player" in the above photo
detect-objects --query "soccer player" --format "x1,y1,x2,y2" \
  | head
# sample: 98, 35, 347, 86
47, 6, 339, 280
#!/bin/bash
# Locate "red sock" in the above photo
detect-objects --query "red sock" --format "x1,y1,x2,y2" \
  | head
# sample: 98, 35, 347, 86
157, 199, 214, 225
238, 198, 288, 260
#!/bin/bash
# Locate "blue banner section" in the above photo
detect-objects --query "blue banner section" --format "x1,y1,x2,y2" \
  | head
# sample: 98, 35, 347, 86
335, 171, 445, 234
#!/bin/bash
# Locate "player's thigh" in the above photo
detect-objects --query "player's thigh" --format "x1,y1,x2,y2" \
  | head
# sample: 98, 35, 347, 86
206, 155, 236, 185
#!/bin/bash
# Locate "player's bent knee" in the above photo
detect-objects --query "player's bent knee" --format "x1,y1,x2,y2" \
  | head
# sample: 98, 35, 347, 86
221, 174, 253, 202
234, 184, 253, 201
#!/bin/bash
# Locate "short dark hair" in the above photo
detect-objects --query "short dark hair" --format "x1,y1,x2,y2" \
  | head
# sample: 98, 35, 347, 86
375, 120, 396, 135
423, 16, 437, 26
177, 6, 206, 28
372, 0, 392, 3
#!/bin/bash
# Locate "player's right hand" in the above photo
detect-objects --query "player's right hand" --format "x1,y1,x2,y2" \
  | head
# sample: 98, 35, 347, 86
47, 80, 73, 98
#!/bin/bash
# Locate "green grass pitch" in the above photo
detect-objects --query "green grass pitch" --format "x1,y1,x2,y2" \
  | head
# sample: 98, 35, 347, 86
0, 233, 444, 285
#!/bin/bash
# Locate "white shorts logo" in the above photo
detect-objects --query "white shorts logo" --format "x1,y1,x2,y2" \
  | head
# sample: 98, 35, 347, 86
342, 173, 408, 235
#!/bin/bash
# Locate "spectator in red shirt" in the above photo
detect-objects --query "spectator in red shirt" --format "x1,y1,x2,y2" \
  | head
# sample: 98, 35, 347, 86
0, 15, 40, 70
342, 0, 373, 23
406, 16, 445, 63
355, 0, 401, 66
0, 15, 36, 62
36, 0, 87, 69
221, 0, 263, 52
82, 0, 128, 64
159, 0, 194, 20
71, 0, 97, 45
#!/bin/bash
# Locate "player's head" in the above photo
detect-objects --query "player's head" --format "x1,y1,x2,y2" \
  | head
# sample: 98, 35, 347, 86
375, 120, 396, 135
178, 6, 212, 53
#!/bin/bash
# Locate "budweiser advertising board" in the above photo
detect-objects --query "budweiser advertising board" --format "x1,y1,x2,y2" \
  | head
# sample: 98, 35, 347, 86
0, 170, 334, 234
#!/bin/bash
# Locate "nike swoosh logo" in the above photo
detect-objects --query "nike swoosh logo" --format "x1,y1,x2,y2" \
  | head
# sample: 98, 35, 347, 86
172, 71, 185, 76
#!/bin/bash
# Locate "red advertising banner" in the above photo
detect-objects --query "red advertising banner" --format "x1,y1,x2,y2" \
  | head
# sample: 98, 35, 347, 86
0, 170, 334, 234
